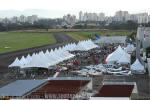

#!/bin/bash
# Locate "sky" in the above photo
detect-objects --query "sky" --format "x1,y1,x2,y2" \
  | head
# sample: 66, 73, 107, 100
1, 0, 150, 18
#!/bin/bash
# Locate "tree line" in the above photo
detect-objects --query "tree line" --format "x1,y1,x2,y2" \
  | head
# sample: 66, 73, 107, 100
0, 19, 150, 31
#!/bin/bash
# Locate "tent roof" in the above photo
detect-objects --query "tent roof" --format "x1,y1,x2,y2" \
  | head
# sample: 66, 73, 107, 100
131, 59, 145, 71
117, 53, 130, 64
95, 36, 127, 44
106, 46, 130, 63
125, 44, 135, 52
9, 57, 20, 67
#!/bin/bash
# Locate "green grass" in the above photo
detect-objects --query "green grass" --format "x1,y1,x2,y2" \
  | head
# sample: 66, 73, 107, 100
66, 30, 132, 41
0, 30, 132, 54
0, 32, 56, 54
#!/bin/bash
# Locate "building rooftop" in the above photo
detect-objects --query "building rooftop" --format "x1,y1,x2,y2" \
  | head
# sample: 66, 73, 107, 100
94, 85, 134, 97
26, 80, 90, 99
0, 80, 47, 97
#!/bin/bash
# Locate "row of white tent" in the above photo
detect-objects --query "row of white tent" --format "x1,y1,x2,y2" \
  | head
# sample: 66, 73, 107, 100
9, 49, 75, 69
106, 46, 131, 64
63, 39, 98, 51
9, 40, 98, 69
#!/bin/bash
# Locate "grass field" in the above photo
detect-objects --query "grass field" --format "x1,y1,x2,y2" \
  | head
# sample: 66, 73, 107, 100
66, 30, 133, 41
0, 32, 56, 54
0, 29, 133, 54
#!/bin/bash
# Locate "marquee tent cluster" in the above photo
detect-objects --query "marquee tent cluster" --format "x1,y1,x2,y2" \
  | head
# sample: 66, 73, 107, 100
106, 46, 131, 64
9, 39, 98, 68
63, 39, 98, 51
9, 48, 75, 69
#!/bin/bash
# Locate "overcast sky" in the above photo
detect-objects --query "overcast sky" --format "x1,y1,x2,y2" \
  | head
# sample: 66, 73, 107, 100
1, 0, 150, 18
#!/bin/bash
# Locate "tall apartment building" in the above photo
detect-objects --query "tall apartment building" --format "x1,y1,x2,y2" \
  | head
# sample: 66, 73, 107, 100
129, 14, 138, 22
79, 11, 83, 21
19, 15, 26, 23
63, 14, 76, 25
2, 17, 9, 24
80, 12, 105, 22
11, 16, 18, 23
137, 13, 149, 24
98, 13, 105, 21
27, 15, 38, 24
115, 11, 129, 22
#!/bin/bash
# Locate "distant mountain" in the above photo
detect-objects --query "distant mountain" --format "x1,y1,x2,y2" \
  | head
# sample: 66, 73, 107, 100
0, 9, 78, 18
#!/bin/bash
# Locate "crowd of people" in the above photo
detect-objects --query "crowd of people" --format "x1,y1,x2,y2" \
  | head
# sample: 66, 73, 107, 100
8, 43, 127, 79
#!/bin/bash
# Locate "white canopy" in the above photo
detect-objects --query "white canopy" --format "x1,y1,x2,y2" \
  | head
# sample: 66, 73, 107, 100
74, 40, 98, 51
10, 48, 75, 69
124, 44, 135, 53
9, 39, 96, 68
117, 52, 130, 64
106, 46, 130, 64
95, 36, 127, 44
131, 59, 145, 73
9, 57, 20, 67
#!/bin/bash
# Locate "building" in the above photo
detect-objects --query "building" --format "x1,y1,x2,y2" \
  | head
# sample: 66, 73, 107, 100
136, 27, 150, 75
91, 82, 138, 100
98, 13, 105, 21
83, 12, 88, 21
27, 15, 38, 24
2, 17, 9, 24
0, 80, 47, 98
19, 15, 26, 23
63, 14, 76, 25
129, 14, 138, 22
79, 12, 105, 22
0, 77, 92, 100
79, 11, 83, 21
10, 16, 18, 23
136, 27, 150, 57
115, 11, 129, 22
105, 16, 113, 25
137, 13, 149, 24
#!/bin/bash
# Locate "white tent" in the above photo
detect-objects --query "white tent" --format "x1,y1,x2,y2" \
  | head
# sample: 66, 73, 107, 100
10, 47, 75, 69
117, 52, 130, 64
19, 56, 28, 66
74, 40, 98, 51
106, 46, 130, 64
124, 44, 135, 53
26, 54, 32, 63
21, 54, 50, 68
130, 59, 145, 74
9, 57, 20, 67
94, 36, 127, 44
9, 39, 97, 68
